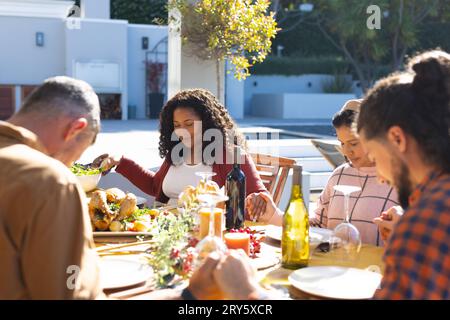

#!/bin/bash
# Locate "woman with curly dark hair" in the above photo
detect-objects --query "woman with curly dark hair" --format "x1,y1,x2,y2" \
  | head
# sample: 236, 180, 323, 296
95, 89, 280, 224
158, 89, 247, 165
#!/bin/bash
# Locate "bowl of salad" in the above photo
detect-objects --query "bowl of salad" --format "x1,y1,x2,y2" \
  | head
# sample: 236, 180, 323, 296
71, 163, 102, 192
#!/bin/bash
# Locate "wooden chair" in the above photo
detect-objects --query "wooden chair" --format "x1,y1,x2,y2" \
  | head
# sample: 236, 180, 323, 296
250, 153, 297, 205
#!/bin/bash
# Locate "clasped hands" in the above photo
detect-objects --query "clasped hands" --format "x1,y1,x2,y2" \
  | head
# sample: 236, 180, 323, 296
245, 192, 278, 224
187, 249, 267, 300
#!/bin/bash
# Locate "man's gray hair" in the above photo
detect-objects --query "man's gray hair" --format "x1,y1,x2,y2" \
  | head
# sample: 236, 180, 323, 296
19, 76, 100, 133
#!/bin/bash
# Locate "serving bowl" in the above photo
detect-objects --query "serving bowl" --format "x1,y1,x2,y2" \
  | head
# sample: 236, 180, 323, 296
76, 173, 102, 192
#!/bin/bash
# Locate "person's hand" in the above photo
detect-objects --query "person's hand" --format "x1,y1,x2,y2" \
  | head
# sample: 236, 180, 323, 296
213, 250, 261, 300
309, 218, 322, 228
373, 206, 404, 244
187, 252, 224, 300
92, 154, 121, 174
245, 192, 267, 222
245, 192, 276, 223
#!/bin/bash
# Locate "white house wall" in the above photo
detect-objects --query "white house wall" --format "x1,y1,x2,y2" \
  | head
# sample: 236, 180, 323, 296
180, 51, 225, 103
225, 62, 245, 119
81, 0, 110, 19
283, 93, 356, 119
244, 74, 339, 115
250, 93, 284, 118
251, 93, 356, 119
0, 11, 170, 120
65, 18, 128, 119
0, 16, 65, 85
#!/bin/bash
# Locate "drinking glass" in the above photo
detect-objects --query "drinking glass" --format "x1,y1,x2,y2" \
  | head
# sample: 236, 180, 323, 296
193, 192, 228, 268
330, 185, 362, 261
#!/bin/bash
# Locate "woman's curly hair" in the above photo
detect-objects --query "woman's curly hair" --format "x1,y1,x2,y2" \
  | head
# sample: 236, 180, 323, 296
158, 88, 246, 164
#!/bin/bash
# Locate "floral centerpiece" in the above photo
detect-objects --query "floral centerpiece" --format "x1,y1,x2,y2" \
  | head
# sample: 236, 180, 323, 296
144, 210, 198, 287
144, 180, 223, 287
144, 179, 264, 287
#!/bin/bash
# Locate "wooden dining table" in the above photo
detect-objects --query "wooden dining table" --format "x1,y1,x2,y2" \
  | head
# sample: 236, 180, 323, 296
94, 224, 385, 300
256, 238, 384, 299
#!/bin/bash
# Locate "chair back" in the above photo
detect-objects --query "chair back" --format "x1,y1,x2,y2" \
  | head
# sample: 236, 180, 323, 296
250, 153, 297, 205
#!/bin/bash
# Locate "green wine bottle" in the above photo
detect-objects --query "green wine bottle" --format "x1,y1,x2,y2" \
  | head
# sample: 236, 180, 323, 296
281, 165, 309, 269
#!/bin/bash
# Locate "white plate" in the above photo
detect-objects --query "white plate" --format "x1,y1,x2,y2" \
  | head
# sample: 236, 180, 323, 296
136, 196, 148, 206
288, 266, 382, 300
250, 255, 280, 270
265, 226, 332, 244
99, 257, 153, 290
249, 242, 280, 270
93, 231, 153, 237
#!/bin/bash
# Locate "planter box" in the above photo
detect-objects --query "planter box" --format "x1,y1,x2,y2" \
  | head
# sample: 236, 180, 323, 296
251, 93, 356, 119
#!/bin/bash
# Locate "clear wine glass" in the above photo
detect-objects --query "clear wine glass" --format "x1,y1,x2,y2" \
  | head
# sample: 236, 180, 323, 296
330, 185, 362, 261
195, 171, 216, 183
190, 171, 217, 229
194, 192, 229, 269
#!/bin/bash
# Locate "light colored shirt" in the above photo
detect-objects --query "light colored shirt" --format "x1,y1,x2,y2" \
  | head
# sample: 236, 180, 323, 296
162, 163, 213, 205
314, 163, 398, 246
0, 121, 102, 299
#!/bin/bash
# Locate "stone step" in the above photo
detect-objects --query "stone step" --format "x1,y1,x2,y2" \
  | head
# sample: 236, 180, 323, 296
294, 157, 333, 173
247, 140, 319, 158
247, 138, 339, 158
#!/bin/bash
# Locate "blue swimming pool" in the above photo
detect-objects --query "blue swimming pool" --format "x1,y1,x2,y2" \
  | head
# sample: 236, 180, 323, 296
244, 125, 335, 140
269, 125, 336, 138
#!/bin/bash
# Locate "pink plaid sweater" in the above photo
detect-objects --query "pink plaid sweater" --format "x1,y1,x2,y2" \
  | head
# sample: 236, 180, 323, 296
314, 163, 399, 246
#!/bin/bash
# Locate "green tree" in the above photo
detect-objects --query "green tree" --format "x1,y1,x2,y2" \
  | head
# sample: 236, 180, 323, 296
111, 0, 168, 25
315, 0, 442, 91
170, 0, 278, 98
68, 0, 168, 24
274, 0, 442, 91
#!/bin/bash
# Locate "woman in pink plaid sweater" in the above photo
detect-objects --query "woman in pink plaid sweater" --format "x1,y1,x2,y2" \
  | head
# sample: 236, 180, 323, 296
311, 100, 399, 246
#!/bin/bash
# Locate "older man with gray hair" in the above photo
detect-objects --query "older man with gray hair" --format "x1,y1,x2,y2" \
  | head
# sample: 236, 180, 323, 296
0, 76, 102, 299
0, 76, 257, 301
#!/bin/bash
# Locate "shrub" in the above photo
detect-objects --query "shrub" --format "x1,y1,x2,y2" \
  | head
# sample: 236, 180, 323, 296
251, 56, 351, 76
111, 0, 168, 25
321, 74, 353, 93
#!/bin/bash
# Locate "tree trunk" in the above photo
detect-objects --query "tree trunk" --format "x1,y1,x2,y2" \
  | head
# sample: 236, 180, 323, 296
340, 40, 370, 92
392, 0, 404, 71
398, 46, 408, 69
317, 21, 370, 92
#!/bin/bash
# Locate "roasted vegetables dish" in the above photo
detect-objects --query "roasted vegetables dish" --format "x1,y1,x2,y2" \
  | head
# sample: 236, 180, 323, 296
88, 188, 159, 232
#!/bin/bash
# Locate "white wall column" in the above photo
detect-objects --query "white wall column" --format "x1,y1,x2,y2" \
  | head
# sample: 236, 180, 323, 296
167, 8, 181, 99
121, 91, 128, 120
14, 85, 21, 112
225, 61, 244, 119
